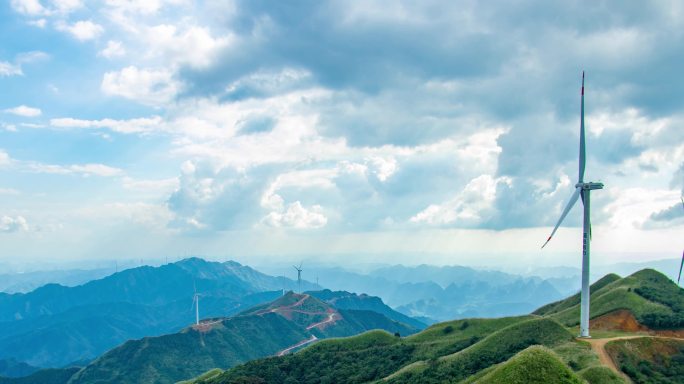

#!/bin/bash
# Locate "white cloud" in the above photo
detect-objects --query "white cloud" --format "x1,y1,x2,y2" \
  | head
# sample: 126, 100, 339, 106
1, 215, 28, 233
4, 105, 42, 117
410, 175, 511, 226
105, 0, 183, 15
1, 51, 49, 77
0, 150, 10, 165
1, 123, 18, 132
99, 40, 126, 58
262, 201, 328, 229
0, 61, 22, 77
50, 116, 163, 134
10, 0, 46, 15
144, 25, 231, 69
27, 162, 124, 177
101, 66, 181, 106
52, 0, 82, 13
56, 20, 104, 41
27, 18, 47, 28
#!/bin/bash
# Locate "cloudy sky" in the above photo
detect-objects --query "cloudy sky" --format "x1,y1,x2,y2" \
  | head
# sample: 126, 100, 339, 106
1, 0, 682, 268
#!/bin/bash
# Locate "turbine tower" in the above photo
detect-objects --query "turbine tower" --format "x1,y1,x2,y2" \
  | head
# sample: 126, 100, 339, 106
542, 71, 603, 338
192, 283, 201, 326
293, 262, 303, 293
678, 197, 684, 285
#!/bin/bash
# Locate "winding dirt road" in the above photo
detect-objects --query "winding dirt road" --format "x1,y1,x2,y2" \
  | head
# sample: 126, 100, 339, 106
277, 335, 318, 356
584, 335, 684, 383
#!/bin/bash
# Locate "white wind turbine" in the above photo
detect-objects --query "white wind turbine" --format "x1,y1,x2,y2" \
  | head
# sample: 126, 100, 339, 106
542, 72, 603, 338
293, 262, 303, 293
192, 283, 201, 326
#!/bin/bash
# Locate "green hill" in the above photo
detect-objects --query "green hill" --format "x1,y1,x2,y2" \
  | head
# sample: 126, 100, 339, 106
534, 269, 684, 330
66, 293, 419, 384
469, 345, 583, 384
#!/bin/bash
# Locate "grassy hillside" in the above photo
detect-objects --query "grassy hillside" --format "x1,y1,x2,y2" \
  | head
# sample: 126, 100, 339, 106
471, 346, 584, 384
67, 293, 419, 384
386, 318, 573, 383
193, 317, 570, 384
606, 337, 684, 384
534, 269, 684, 330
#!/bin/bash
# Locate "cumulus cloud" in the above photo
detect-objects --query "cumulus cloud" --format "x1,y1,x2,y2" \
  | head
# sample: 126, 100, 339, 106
262, 201, 327, 229
98, 40, 126, 58
101, 66, 181, 105
10, 0, 47, 16
0, 61, 23, 77
4, 105, 42, 117
1, 215, 28, 233
411, 175, 511, 226
56, 20, 104, 40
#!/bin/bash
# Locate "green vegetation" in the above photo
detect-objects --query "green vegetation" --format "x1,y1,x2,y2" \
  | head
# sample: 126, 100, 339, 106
606, 337, 684, 384
473, 346, 584, 384
386, 318, 573, 383
68, 293, 419, 384
535, 269, 684, 330
578, 366, 625, 384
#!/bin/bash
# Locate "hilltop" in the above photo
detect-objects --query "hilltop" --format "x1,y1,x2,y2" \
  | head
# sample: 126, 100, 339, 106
66, 292, 420, 384
182, 268, 683, 384
535, 268, 684, 333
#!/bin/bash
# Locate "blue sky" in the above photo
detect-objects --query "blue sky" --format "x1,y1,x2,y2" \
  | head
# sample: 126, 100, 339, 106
1, 0, 682, 267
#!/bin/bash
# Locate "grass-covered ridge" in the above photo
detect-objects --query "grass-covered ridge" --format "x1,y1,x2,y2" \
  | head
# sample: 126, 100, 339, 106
534, 269, 684, 330
385, 317, 573, 383
473, 345, 584, 384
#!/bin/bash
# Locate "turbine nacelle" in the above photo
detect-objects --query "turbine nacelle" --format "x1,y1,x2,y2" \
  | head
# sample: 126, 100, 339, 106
575, 182, 604, 190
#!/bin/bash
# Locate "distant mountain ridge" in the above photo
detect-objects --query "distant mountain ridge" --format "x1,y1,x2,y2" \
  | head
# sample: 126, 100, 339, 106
0, 258, 318, 368
307, 264, 565, 321
66, 292, 421, 384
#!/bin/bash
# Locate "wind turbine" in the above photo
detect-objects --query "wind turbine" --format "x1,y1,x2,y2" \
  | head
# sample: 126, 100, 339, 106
192, 283, 201, 326
542, 71, 603, 338
293, 262, 303, 293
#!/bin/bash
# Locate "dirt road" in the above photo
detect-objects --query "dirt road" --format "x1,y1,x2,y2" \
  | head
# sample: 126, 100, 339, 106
306, 312, 336, 330
584, 335, 684, 383
277, 335, 318, 356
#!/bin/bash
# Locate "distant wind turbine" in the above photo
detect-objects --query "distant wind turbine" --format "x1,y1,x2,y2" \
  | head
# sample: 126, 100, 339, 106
542, 72, 603, 338
192, 282, 201, 326
293, 263, 303, 293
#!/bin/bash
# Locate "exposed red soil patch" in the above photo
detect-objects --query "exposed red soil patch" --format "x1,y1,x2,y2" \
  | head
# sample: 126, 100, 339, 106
590, 310, 649, 332
590, 310, 684, 337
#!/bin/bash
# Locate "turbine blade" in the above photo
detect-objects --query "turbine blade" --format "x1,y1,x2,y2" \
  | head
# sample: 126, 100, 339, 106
579, 71, 586, 183
678, 251, 684, 285
542, 187, 581, 249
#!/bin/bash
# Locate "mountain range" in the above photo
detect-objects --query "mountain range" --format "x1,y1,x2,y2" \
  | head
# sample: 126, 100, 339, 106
0, 258, 319, 368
